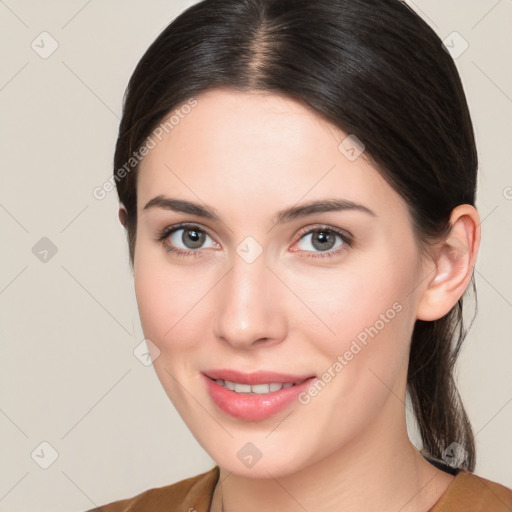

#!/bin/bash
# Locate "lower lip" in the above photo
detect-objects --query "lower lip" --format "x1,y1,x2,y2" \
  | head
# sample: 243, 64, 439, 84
202, 374, 317, 421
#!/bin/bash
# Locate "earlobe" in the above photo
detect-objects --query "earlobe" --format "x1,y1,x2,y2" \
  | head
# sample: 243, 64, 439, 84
416, 205, 480, 321
118, 204, 128, 227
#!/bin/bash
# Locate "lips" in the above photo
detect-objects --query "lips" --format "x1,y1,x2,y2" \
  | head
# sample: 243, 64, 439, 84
202, 369, 317, 421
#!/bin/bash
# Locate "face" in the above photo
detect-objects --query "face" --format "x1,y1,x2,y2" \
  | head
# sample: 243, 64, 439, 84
133, 88, 429, 478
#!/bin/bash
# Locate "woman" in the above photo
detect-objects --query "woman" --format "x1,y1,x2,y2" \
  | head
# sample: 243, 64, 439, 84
88, 0, 512, 510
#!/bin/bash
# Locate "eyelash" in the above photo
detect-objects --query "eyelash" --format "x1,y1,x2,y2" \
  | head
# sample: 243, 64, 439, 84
155, 222, 353, 260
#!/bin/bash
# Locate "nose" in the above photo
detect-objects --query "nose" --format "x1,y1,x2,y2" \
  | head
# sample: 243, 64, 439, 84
212, 253, 288, 350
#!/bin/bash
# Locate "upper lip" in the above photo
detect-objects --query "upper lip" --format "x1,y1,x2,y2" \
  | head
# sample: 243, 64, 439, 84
202, 369, 315, 385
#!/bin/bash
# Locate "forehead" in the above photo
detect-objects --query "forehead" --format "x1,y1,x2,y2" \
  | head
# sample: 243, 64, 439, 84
137, 88, 405, 220
142, 88, 343, 169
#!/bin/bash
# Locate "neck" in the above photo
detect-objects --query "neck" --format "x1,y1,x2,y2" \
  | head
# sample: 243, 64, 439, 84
210, 393, 454, 512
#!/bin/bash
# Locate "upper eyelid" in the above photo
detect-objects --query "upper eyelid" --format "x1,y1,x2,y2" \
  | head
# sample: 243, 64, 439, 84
296, 224, 352, 239
162, 222, 216, 241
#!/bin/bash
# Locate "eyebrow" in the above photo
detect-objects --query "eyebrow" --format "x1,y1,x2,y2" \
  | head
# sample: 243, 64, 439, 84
143, 195, 376, 224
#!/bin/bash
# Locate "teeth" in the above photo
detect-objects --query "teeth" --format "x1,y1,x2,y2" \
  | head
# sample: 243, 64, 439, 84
214, 379, 299, 394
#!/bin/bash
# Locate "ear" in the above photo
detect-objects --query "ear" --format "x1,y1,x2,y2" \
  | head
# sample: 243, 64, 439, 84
118, 203, 128, 227
416, 204, 481, 321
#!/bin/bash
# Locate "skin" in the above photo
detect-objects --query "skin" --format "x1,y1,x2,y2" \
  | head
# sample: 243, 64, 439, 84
120, 88, 480, 512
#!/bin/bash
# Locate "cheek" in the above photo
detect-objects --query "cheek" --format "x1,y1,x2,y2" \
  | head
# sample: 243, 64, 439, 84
133, 262, 207, 415
134, 264, 168, 343
297, 248, 419, 356
135, 267, 197, 345
293, 283, 416, 455
134, 249, 219, 368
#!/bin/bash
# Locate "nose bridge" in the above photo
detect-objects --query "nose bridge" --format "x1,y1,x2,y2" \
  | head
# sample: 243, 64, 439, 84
213, 248, 285, 349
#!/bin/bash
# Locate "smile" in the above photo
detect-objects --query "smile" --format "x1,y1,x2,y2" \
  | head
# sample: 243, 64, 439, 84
202, 370, 317, 421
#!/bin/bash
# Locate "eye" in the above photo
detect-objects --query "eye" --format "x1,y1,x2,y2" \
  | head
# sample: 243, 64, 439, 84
156, 223, 353, 260
293, 225, 353, 259
156, 223, 219, 257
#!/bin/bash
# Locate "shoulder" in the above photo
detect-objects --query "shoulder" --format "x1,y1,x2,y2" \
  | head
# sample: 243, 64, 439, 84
432, 470, 512, 512
84, 465, 219, 512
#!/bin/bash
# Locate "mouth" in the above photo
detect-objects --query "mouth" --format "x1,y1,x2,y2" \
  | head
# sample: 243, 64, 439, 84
202, 369, 317, 421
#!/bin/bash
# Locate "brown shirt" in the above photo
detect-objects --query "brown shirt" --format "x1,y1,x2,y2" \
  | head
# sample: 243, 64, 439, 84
87, 465, 512, 512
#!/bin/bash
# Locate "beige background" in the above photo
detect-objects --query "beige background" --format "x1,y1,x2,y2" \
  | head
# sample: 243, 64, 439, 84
0, 1, 511, 511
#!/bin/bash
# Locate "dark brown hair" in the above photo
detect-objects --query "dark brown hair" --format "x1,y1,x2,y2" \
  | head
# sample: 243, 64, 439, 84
114, 0, 477, 471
